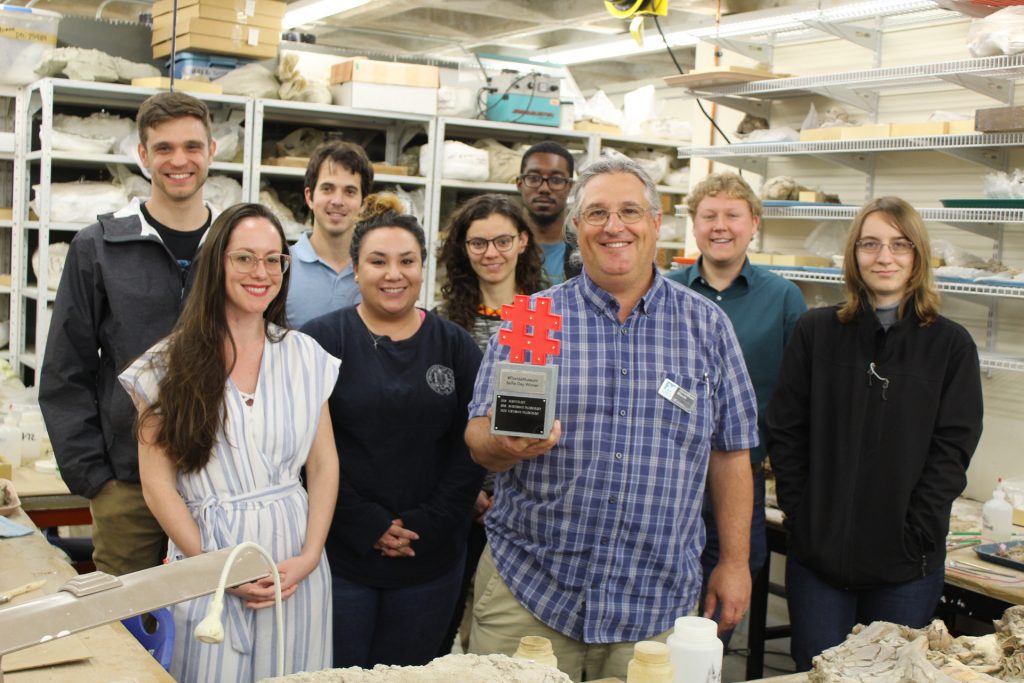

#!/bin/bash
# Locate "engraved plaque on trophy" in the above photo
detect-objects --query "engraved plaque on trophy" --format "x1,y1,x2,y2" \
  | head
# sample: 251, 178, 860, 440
491, 295, 562, 438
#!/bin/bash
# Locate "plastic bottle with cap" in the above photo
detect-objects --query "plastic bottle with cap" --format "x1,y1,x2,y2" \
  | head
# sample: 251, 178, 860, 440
982, 479, 1014, 544
626, 640, 673, 683
0, 413, 22, 468
19, 410, 46, 466
512, 635, 558, 669
666, 616, 722, 683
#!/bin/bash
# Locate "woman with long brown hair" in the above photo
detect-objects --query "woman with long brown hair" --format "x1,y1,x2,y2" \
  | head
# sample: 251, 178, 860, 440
433, 193, 545, 654
301, 194, 483, 669
119, 203, 339, 682
766, 196, 983, 670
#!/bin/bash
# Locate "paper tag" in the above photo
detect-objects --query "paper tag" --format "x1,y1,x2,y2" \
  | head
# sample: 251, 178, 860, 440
247, 28, 259, 46
244, 0, 256, 16
658, 378, 696, 413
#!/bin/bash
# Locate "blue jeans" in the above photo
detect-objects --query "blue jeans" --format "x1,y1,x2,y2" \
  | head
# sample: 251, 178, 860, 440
786, 555, 945, 671
331, 556, 464, 668
699, 465, 768, 647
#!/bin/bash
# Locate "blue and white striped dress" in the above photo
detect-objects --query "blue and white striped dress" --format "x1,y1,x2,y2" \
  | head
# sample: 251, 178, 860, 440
119, 325, 339, 682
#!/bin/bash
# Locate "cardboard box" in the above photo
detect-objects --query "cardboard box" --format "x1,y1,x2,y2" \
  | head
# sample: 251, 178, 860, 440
330, 58, 439, 89
330, 82, 437, 116
151, 0, 285, 18
0, 208, 11, 220
152, 18, 281, 46
840, 123, 892, 140
153, 33, 278, 59
574, 119, 623, 135
152, 4, 281, 29
975, 105, 1024, 133
1014, 508, 1024, 527
798, 191, 826, 203
799, 126, 842, 142
748, 252, 773, 265
771, 254, 832, 267
891, 121, 948, 137
131, 77, 224, 94
947, 119, 977, 135
0, 463, 11, 480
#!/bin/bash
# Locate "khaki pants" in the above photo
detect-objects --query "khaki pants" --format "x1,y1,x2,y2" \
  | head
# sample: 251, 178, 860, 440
468, 545, 673, 682
90, 480, 166, 576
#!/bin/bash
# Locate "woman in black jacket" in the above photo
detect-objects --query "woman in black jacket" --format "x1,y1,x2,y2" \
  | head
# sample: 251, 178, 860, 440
766, 196, 983, 671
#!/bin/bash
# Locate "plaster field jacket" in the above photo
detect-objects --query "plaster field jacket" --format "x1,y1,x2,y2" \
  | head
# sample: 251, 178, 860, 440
766, 304, 983, 589
38, 200, 205, 498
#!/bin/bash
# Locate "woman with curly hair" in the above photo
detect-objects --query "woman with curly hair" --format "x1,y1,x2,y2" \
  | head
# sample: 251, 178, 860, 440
437, 193, 546, 349
433, 193, 546, 654
301, 194, 483, 668
119, 203, 339, 681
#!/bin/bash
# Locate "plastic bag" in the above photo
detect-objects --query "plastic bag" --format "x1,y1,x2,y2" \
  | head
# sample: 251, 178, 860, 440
202, 175, 243, 213
474, 138, 522, 184
420, 140, 489, 181
107, 164, 150, 202
745, 127, 799, 143
626, 149, 671, 185
580, 90, 623, 127
983, 170, 1024, 198
31, 181, 127, 223
214, 63, 280, 98
803, 221, 848, 258
212, 121, 241, 162
968, 7, 1024, 57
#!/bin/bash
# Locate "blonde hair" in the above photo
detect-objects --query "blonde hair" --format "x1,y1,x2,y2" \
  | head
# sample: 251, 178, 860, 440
686, 172, 762, 219
838, 196, 939, 325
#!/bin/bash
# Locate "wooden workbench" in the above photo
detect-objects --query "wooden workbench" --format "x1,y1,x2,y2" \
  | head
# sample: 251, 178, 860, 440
10, 466, 90, 527
0, 507, 171, 682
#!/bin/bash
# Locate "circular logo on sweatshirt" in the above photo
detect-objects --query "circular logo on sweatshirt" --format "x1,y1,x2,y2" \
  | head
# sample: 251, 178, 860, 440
426, 364, 455, 396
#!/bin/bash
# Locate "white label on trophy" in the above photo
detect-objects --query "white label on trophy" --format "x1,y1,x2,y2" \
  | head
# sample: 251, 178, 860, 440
658, 378, 696, 413
498, 368, 548, 395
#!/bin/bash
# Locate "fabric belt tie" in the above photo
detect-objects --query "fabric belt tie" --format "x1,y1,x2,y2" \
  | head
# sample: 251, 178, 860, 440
187, 480, 301, 655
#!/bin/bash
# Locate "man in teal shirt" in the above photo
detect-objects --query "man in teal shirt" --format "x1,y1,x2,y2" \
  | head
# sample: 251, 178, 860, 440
667, 172, 806, 644
516, 141, 581, 284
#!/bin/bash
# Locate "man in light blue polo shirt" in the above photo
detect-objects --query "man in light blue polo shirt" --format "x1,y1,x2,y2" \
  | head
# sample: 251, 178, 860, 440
667, 172, 807, 646
287, 140, 374, 327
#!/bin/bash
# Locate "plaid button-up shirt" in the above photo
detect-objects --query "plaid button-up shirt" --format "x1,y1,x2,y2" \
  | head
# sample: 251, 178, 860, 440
469, 270, 758, 643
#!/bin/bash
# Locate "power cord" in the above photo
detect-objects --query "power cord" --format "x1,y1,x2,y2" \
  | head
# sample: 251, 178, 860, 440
475, 71, 541, 120
654, 15, 733, 146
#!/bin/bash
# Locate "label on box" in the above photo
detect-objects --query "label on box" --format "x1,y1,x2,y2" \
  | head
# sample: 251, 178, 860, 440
245, 0, 255, 16
248, 27, 258, 45
0, 26, 57, 45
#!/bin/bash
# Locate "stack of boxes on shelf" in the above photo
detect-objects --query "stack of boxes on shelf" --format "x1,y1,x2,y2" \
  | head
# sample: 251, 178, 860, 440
151, 0, 285, 62
328, 58, 440, 116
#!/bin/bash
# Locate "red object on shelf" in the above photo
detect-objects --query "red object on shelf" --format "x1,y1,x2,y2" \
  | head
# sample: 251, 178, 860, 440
672, 256, 697, 265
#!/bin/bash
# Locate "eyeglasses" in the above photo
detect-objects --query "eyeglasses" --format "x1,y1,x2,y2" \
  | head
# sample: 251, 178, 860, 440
580, 206, 654, 226
518, 174, 572, 190
465, 234, 518, 255
855, 239, 915, 255
226, 251, 291, 275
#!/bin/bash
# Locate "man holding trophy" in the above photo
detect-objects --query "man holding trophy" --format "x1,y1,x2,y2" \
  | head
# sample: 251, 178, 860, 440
465, 157, 759, 682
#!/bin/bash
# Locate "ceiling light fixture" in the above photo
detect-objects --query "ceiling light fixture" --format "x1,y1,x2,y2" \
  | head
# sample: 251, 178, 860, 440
282, 0, 371, 30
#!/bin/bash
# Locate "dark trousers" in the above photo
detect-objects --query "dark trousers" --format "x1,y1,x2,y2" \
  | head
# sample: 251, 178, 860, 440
785, 555, 945, 671
699, 465, 768, 648
331, 555, 465, 669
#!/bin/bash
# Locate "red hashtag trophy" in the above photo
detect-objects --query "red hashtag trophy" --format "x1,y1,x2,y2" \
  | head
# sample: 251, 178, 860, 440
491, 295, 562, 438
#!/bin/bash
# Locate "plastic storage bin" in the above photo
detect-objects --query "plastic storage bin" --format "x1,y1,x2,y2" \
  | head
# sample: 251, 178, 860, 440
0, 6, 60, 86
168, 51, 247, 80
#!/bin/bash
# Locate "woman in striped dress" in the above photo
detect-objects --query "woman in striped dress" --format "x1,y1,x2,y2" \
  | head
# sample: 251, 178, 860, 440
119, 203, 340, 682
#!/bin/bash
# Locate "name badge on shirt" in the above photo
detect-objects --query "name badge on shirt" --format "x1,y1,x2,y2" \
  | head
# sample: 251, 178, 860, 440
658, 378, 696, 414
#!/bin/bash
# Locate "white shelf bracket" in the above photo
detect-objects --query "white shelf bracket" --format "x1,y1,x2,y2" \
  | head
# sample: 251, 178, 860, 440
810, 152, 872, 173
710, 156, 768, 176
938, 73, 1014, 105
941, 221, 1001, 240
802, 19, 880, 52
702, 36, 774, 64
805, 85, 878, 112
702, 95, 770, 118
938, 146, 1006, 170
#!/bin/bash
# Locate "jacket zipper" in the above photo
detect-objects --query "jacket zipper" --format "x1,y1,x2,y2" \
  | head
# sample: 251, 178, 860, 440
867, 362, 889, 400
